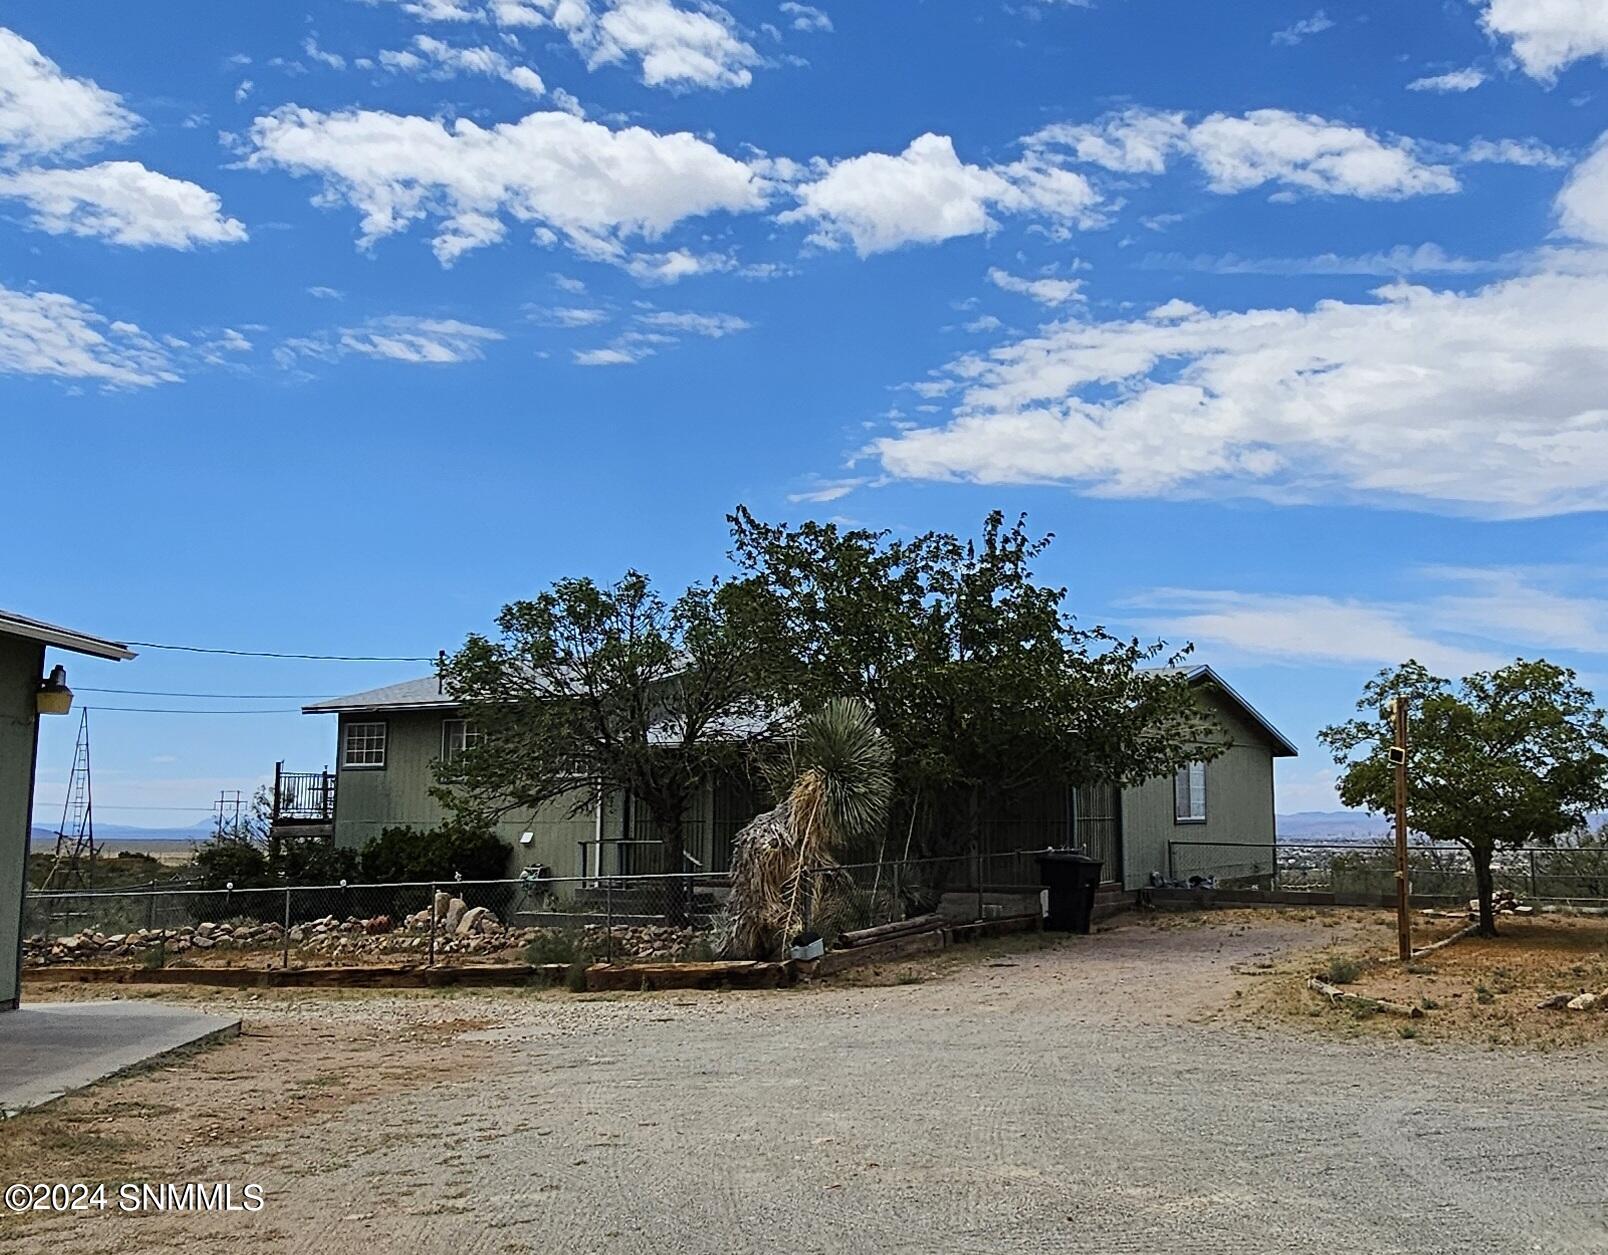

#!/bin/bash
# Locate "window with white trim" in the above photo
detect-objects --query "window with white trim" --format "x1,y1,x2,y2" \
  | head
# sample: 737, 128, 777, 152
342, 721, 388, 769
1174, 761, 1207, 823
441, 718, 484, 763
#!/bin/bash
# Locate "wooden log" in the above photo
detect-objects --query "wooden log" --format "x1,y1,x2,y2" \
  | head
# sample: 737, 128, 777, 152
1306, 976, 1424, 1018
815, 928, 945, 976
837, 914, 946, 947
1410, 922, 1480, 959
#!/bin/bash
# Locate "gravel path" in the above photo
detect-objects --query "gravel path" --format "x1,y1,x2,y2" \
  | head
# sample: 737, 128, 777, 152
10, 916, 1608, 1254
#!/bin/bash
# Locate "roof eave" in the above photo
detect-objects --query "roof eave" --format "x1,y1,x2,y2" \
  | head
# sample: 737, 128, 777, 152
0, 612, 134, 662
1186, 665, 1299, 757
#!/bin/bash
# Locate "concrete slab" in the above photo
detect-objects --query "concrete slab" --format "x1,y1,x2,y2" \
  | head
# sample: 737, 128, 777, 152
0, 1002, 241, 1116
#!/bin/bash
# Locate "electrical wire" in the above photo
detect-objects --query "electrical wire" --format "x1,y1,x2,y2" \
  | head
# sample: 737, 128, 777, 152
83, 705, 305, 715
78, 687, 332, 700
125, 640, 437, 662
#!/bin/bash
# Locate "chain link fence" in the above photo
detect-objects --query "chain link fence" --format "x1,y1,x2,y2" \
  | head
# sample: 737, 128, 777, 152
1168, 840, 1608, 904
22, 849, 1066, 973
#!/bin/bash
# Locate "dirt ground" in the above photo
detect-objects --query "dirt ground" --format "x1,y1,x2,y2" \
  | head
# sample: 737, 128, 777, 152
3, 908, 1606, 1254
1232, 908, 1608, 1048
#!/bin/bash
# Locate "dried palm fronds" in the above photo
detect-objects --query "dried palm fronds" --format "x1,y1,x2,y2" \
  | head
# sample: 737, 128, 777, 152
722, 699, 892, 959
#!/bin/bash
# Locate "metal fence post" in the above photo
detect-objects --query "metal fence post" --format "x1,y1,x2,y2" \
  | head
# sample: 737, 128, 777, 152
605, 878, 614, 963
975, 846, 984, 923
282, 885, 292, 970
428, 881, 438, 967
1529, 850, 1539, 900
146, 879, 157, 931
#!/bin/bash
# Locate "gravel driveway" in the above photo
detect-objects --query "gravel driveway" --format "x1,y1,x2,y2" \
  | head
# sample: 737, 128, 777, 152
8, 915, 1607, 1254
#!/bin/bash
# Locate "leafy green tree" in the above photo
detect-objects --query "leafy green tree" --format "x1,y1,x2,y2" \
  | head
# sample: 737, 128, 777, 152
434, 570, 772, 922
727, 507, 1220, 859
1319, 659, 1608, 935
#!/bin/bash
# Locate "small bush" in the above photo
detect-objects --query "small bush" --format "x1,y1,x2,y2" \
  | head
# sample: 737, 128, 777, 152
1324, 956, 1364, 985
358, 824, 509, 884
894, 969, 926, 985
525, 932, 581, 966
1398, 1025, 1418, 1039
1475, 984, 1496, 1004
564, 962, 589, 993
1418, 995, 1440, 1011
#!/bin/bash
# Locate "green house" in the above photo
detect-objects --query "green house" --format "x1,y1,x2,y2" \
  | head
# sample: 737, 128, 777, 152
1, 610, 134, 1011
279, 665, 1294, 892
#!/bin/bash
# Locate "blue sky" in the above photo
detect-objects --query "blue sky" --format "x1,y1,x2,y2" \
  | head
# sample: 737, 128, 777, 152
5, 0, 1608, 826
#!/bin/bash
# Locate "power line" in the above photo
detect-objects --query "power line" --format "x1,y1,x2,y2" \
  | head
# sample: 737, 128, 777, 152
83, 705, 304, 715
79, 687, 332, 699
32, 803, 217, 813
126, 640, 437, 662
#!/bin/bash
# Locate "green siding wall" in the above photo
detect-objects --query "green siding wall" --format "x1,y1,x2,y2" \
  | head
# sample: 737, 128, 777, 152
329, 711, 597, 876
0, 637, 45, 1010
1118, 693, 1279, 890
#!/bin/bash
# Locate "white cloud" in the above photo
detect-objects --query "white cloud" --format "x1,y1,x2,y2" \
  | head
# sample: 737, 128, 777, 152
1030, 108, 1459, 200
282, 315, 503, 366
235, 79, 254, 103
571, 306, 750, 364
1186, 110, 1458, 199
1131, 566, 1608, 677
1028, 109, 1187, 175
1126, 588, 1504, 676
307, 285, 344, 299
366, 0, 484, 20
0, 161, 247, 248
1463, 137, 1570, 168
1271, 10, 1333, 46
1479, 0, 1608, 83
1556, 134, 1608, 244
0, 28, 137, 160
1421, 566, 1608, 655
0, 281, 178, 387
783, 133, 1101, 255
634, 309, 750, 336
1149, 242, 1506, 277
502, 0, 760, 90
303, 37, 348, 70
779, 3, 832, 33
1408, 67, 1486, 93
873, 142, 1608, 519
988, 267, 1083, 305
244, 105, 766, 268
379, 34, 545, 94
530, 304, 611, 326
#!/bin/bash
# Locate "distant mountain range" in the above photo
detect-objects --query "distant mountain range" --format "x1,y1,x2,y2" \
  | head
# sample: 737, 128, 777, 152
30, 820, 213, 843
1274, 810, 1389, 841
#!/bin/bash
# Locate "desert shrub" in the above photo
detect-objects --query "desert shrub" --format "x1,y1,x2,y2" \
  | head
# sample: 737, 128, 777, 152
275, 837, 359, 886
358, 824, 509, 884
1323, 956, 1364, 985
524, 932, 581, 966
187, 839, 276, 922
564, 962, 590, 992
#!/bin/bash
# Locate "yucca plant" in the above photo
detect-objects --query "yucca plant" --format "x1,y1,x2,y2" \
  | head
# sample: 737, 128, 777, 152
724, 699, 893, 959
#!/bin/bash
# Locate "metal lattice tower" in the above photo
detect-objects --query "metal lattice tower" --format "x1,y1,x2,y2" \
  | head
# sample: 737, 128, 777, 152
43, 710, 97, 891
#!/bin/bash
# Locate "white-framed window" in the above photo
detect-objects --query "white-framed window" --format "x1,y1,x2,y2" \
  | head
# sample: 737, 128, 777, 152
441, 718, 484, 763
342, 720, 388, 769
1174, 761, 1207, 823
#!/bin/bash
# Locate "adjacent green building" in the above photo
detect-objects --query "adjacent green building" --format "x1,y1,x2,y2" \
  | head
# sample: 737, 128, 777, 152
283, 665, 1294, 891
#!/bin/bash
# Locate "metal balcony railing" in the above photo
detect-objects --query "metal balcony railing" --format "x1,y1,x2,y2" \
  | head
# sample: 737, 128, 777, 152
271, 761, 336, 824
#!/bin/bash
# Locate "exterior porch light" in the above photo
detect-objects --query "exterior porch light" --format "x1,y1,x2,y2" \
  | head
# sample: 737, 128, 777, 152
37, 664, 73, 715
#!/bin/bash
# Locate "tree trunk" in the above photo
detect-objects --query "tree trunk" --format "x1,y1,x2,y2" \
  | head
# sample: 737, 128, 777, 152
660, 814, 690, 926
1472, 846, 1498, 937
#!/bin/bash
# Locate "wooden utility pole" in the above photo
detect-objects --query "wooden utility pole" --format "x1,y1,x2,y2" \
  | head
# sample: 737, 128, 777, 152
1391, 696, 1412, 962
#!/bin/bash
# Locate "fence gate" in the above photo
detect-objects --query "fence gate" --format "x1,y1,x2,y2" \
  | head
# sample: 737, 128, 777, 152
1073, 783, 1123, 885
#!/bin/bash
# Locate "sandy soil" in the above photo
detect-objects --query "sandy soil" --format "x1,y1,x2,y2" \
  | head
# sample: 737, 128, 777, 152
1236, 909, 1608, 1048
2, 908, 1605, 1254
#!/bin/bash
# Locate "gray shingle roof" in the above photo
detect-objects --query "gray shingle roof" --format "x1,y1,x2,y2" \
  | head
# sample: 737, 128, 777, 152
302, 675, 456, 714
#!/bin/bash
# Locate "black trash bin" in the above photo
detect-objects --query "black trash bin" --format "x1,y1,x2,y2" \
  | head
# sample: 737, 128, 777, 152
1036, 850, 1103, 934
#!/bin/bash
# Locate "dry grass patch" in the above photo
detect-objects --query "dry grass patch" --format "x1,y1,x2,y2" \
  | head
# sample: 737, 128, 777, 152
1238, 913, 1608, 1049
